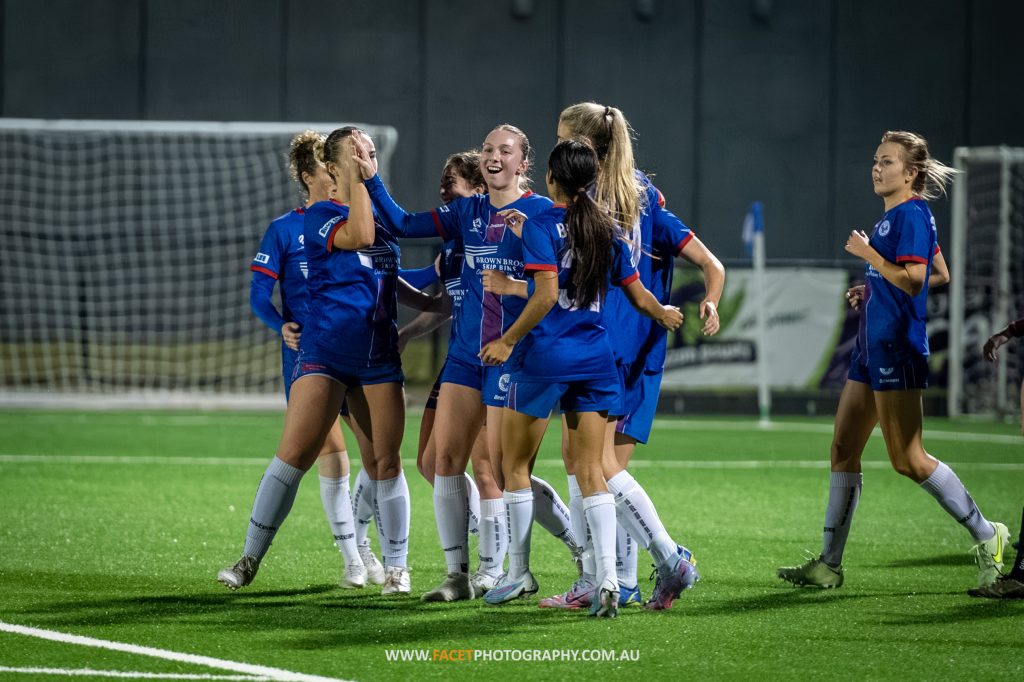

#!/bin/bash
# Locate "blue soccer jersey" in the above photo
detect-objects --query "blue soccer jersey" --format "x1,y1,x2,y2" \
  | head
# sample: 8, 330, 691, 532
603, 173, 693, 371
301, 199, 402, 365
507, 205, 639, 382
250, 208, 311, 328
439, 238, 467, 316
365, 174, 553, 366
856, 197, 936, 359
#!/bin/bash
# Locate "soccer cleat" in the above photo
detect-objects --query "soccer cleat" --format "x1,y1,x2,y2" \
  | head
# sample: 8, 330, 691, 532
776, 555, 843, 589
339, 563, 367, 589
644, 547, 699, 611
217, 555, 260, 591
967, 575, 1024, 599
618, 583, 642, 607
357, 543, 386, 586
381, 566, 411, 596
589, 579, 619, 618
421, 572, 478, 602
538, 578, 594, 609
483, 571, 539, 605
470, 569, 501, 595
969, 522, 1010, 588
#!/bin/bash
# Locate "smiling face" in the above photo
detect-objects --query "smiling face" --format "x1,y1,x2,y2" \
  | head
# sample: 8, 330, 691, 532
439, 164, 482, 203
872, 141, 916, 199
480, 129, 527, 193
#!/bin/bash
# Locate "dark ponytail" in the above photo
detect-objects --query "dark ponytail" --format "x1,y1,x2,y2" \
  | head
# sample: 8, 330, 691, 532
547, 139, 616, 310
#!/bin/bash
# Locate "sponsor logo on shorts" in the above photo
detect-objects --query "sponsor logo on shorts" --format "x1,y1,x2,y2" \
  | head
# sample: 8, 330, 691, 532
254, 252, 270, 264
300, 362, 328, 373
877, 220, 890, 237
498, 373, 511, 392
879, 367, 894, 376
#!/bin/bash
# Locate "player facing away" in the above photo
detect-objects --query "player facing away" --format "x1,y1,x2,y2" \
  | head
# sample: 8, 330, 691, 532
362, 125, 582, 601
534, 102, 725, 610
244, 130, 379, 589
479, 139, 692, 617
778, 131, 1009, 590
968, 317, 1024, 599
219, 129, 436, 596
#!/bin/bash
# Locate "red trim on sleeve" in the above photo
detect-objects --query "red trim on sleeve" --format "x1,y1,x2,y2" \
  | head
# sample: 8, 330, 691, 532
618, 271, 640, 286
430, 209, 445, 236
521, 191, 534, 199
675, 232, 695, 255
250, 265, 279, 279
896, 254, 928, 264
552, 203, 568, 209
934, 244, 941, 255
325, 219, 348, 253
524, 263, 558, 273
657, 190, 666, 208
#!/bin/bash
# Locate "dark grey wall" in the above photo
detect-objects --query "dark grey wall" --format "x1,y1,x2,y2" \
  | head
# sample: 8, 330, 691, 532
4, 0, 1022, 260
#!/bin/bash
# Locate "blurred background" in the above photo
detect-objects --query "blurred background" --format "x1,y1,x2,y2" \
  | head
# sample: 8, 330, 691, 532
2, 0, 1022, 416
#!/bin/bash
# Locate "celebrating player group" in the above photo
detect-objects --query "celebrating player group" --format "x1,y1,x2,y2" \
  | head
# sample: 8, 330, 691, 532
218, 102, 1021, 616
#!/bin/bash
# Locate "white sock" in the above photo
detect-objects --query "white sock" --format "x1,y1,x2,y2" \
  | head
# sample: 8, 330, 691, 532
568, 474, 596, 583
606, 470, 676, 568
479, 497, 507, 576
352, 468, 375, 548
434, 474, 469, 574
920, 461, 995, 542
243, 456, 304, 560
615, 523, 638, 588
505, 488, 534, 580
821, 471, 862, 567
465, 473, 481, 535
531, 475, 580, 552
318, 473, 363, 568
374, 472, 410, 569
583, 492, 618, 590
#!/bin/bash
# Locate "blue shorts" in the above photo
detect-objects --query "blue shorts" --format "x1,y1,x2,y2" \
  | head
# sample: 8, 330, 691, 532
847, 345, 929, 391
614, 362, 663, 445
284, 347, 352, 415
439, 355, 510, 407
291, 350, 404, 389
507, 375, 622, 419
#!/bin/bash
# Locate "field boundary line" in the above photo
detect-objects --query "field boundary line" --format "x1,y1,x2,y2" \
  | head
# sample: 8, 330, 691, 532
0, 622, 351, 682
652, 419, 1023, 444
0, 666, 272, 679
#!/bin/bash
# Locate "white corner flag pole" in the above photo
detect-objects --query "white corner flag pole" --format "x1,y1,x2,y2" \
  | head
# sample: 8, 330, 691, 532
752, 221, 771, 425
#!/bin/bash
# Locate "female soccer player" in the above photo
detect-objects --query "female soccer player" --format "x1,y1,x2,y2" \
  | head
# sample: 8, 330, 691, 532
777, 131, 1009, 590
245, 130, 374, 589
536, 102, 724, 610
219, 128, 432, 596
362, 125, 580, 601
478, 139, 689, 617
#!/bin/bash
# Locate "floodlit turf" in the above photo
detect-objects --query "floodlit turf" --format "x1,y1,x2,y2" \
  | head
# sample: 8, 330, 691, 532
0, 409, 1021, 681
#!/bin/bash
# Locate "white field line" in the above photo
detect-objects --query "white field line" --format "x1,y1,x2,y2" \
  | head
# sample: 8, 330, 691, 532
0, 667, 272, 680
0, 622, 351, 682
0, 454, 1021, 472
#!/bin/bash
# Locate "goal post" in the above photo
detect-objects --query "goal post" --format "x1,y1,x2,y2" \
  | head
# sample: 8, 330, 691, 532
0, 118, 398, 409
948, 145, 1024, 419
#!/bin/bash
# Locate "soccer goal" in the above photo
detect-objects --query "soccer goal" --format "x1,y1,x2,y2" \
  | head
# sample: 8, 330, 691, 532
948, 146, 1024, 418
0, 119, 398, 409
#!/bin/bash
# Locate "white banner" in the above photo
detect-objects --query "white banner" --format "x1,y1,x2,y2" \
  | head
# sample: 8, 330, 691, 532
662, 268, 848, 389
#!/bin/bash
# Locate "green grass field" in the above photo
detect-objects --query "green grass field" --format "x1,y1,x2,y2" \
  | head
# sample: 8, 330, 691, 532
1, 409, 1021, 681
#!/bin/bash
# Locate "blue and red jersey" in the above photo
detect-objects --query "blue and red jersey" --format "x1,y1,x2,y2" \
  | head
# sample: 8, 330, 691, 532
301, 200, 402, 366
250, 208, 310, 331
507, 204, 639, 382
856, 197, 937, 359
603, 172, 694, 372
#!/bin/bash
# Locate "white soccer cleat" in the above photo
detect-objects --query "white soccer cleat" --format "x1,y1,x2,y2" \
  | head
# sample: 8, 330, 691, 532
970, 521, 1010, 588
381, 566, 411, 596
421, 572, 478, 602
339, 563, 367, 589
358, 543, 386, 585
470, 569, 502, 595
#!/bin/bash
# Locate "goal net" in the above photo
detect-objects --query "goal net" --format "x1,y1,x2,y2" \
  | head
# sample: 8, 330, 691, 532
0, 119, 398, 408
948, 146, 1024, 418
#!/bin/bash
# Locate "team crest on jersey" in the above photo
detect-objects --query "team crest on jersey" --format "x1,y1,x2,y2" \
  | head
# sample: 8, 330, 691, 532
319, 216, 342, 238
498, 373, 511, 392
254, 252, 270, 264
469, 218, 485, 238
877, 220, 890, 237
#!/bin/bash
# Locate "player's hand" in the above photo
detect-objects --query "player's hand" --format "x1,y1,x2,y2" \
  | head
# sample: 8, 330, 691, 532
281, 322, 301, 351
983, 332, 1009, 362
844, 230, 872, 260
483, 269, 513, 295
350, 136, 376, 181
657, 305, 683, 331
700, 300, 720, 336
479, 338, 514, 365
845, 285, 865, 311
497, 209, 528, 238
